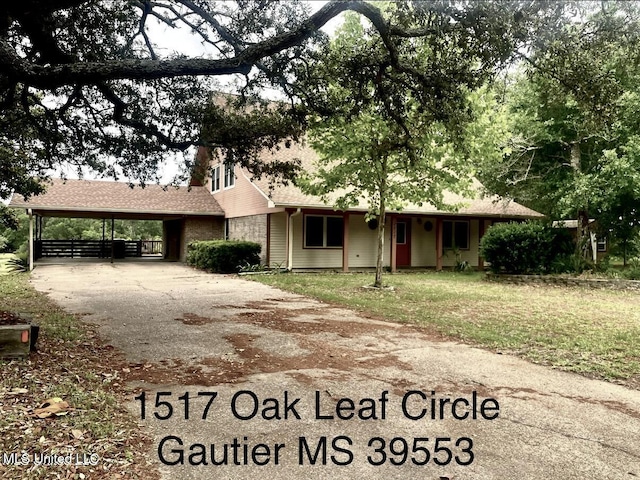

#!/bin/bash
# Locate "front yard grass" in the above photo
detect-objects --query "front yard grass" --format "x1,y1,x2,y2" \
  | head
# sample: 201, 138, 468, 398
251, 271, 640, 388
0, 252, 19, 275
0, 273, 158, 479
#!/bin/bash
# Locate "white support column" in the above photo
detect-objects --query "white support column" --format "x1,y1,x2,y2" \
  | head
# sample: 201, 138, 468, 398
287, 208, 302, 271
28, 209, 34, 271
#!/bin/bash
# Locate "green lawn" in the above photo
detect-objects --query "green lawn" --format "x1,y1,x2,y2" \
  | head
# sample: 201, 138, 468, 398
250, 271, 640, 386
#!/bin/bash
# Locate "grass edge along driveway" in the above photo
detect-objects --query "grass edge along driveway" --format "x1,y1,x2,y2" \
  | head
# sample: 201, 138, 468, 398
0, 273, 159, 480
250, 271, 640, 389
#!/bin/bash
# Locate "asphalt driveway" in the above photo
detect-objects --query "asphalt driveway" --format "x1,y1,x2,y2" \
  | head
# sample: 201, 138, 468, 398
31, 262, 640, 480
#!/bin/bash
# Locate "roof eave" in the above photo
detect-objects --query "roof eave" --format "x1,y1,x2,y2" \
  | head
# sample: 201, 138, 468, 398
270, 202, 543, 218
8, 204, 224, 217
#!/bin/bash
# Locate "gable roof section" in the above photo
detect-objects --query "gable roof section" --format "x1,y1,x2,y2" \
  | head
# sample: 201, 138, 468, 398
9, 179, 224, 217
248, 141, 543, 219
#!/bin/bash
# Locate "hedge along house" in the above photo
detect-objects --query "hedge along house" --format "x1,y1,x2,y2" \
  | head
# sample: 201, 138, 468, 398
9, 179, 225, 269
194, 141, 544, 272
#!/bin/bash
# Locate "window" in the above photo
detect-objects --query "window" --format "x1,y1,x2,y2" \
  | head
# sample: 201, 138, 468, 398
396, 222, 407, 244
597, 237, 607, 252
304, 215, 343, 248
443, 220, 469, 250
211, 165, 221, 192
224, 164, 235, 189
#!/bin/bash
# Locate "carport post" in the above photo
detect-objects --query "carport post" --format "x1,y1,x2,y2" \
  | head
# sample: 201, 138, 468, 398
102, 219, 106, 258
28, 209, 34, 271
111, 216, 115, 264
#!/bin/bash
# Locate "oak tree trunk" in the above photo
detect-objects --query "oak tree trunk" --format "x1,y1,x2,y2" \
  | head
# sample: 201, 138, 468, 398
374, 158, 388, 288
571, 143, 593, 261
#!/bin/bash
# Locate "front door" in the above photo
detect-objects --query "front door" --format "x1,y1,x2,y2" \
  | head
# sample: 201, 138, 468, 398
396, 220, 411, 267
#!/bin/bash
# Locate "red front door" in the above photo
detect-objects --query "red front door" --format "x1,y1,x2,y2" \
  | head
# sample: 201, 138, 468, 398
396, 220, 411, 267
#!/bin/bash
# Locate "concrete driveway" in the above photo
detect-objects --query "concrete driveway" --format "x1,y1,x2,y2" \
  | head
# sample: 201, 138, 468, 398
31, 262, 640, 480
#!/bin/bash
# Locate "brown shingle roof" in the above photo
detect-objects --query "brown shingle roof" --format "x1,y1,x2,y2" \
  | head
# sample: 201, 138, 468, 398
9, 179, 224, 216
249, 142, 543, 219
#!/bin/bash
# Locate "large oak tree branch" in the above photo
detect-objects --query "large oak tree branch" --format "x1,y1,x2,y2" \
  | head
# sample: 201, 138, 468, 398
4, 1, 376, 89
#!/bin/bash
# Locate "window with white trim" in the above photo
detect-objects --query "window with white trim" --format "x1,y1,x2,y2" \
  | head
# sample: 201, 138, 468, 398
597, 237, 607, 252
443, 220, 470, 250
224, 163, 235, 189
304, 215, 343, 248
211, 165, 221, 192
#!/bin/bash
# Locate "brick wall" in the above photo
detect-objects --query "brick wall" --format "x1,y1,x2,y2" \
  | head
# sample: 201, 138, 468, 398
180, 217, 224, 261
227, 214, 268, 263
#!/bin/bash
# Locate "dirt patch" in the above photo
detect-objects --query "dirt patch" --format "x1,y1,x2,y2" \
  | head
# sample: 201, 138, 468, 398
130, 300, 459, 392
121, 327, 414, 389
121, 303, 418, 390
235, 306, 396, 337
176, 313, 220, 325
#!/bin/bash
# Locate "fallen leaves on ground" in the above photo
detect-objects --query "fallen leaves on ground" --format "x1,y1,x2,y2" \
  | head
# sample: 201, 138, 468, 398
0, 321, 159, 480
29, 397, 71, 419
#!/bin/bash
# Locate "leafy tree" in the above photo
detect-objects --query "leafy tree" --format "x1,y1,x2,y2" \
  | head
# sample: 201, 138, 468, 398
1, 0, 564, 229
39, 218, 162, 241
586, 146, 640, 265
478, 2, 640, 261
0, 210, 29, 251
299, 11, 512, 287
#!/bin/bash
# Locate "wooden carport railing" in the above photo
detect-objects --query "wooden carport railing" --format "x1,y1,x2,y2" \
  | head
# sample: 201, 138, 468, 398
35, 240, 162, 259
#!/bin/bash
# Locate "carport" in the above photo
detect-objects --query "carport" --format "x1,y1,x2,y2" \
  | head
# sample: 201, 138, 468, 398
9, 179, 225, 270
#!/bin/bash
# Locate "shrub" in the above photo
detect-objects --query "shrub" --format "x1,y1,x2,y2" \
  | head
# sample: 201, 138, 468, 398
480, 221, 574, 274
186, 240, 261, 273
621, 267, 640, 280
0, 235, 9, 253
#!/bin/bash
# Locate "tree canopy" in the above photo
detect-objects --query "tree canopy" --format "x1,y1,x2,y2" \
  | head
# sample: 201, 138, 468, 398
0, 0, 565, 201
477, 2, 640, 260
299, 9, 513, 286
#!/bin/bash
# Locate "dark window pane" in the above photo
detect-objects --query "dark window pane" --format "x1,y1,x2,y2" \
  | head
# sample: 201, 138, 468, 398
305, 216, 324, 247
396, 222, 406, 244
443, 221, 453, 249
454, 221, 469, 249
597, 239, 607, 252
212, 166, 220, 191
224, 164, 235, 187
326, 216, 344, 247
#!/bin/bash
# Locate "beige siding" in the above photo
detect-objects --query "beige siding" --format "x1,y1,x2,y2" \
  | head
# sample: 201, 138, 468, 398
269, 212, 287, 268
269, 212, 493, 269
410, 217, 436, 267
288, 212, 393, 270
441, 219, 480, 267
347, 214, 391, 268
208, 163, 271, 217
291, 213, 342, 269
